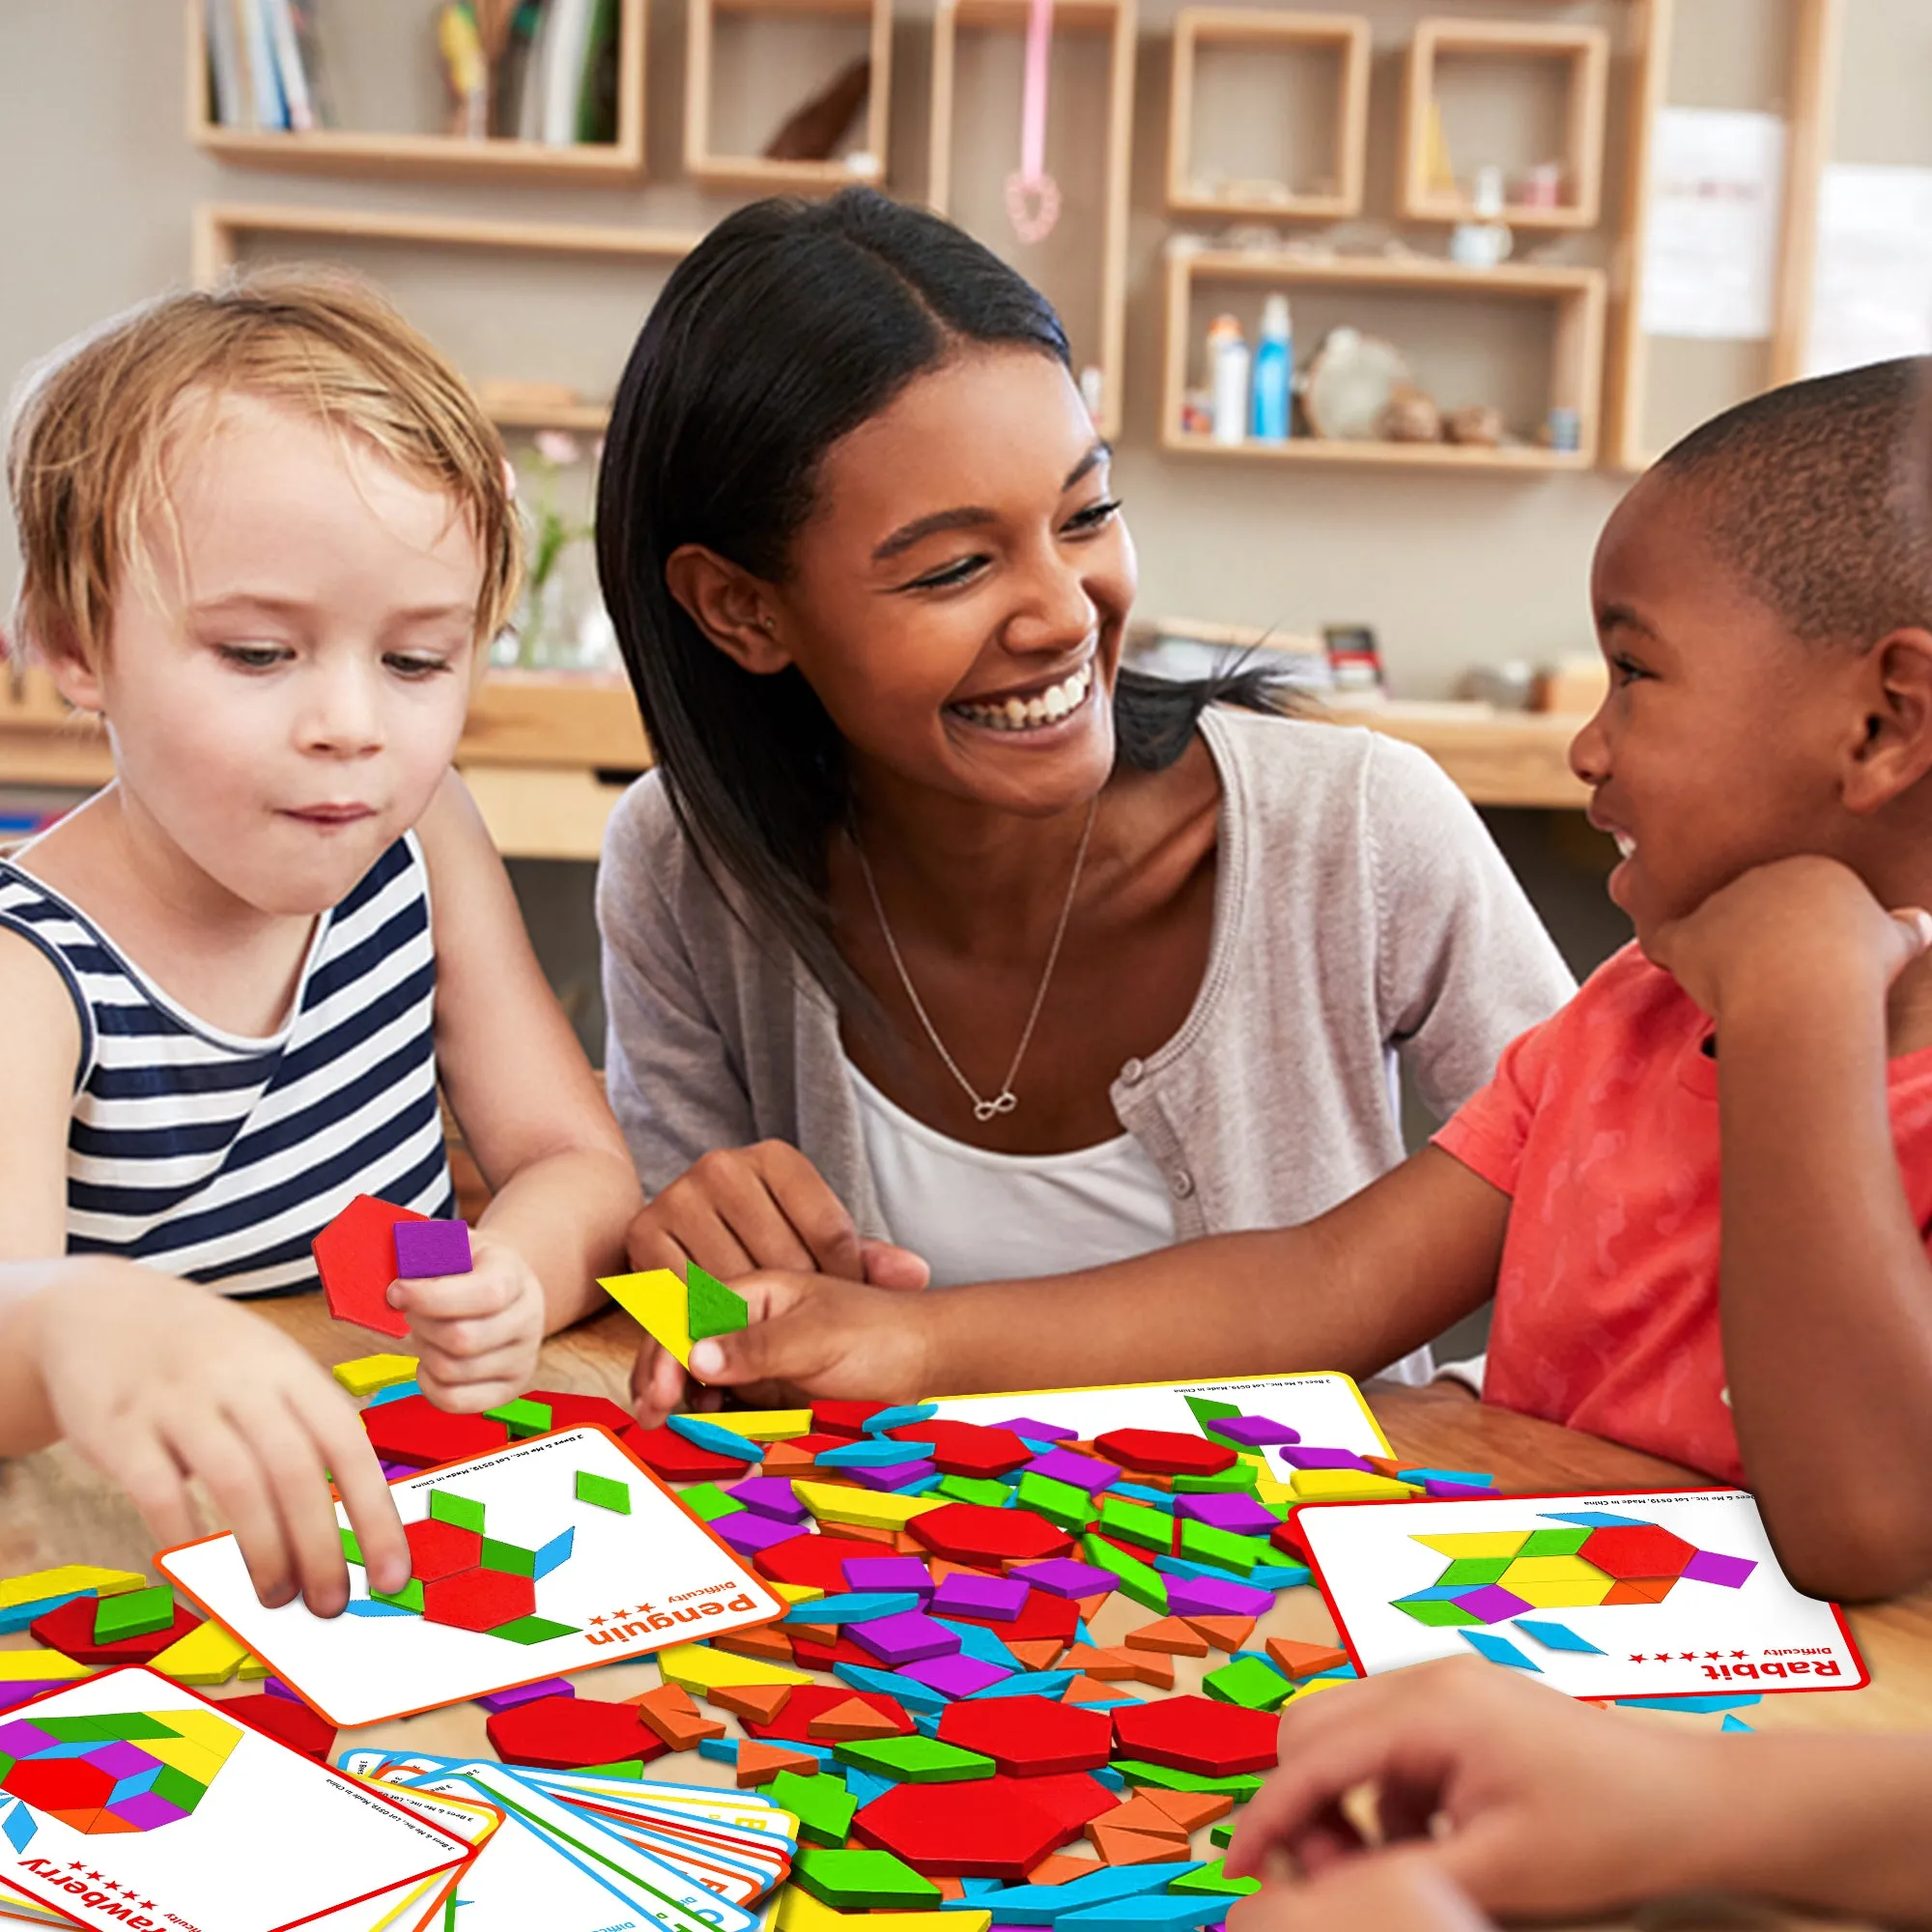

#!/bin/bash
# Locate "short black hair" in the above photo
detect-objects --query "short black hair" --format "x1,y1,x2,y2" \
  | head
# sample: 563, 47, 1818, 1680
596, 189, 1284, 1013
1655, 355, 1932, 649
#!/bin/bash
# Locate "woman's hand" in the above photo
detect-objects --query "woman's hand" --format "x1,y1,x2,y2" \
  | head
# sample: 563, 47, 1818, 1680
1225, 1658, 1723, 1918
11, 1262, 411, 1616
390, 1228, 546, 1414
623, 1144, 928, 1424
1227, 1851, 1493, 1932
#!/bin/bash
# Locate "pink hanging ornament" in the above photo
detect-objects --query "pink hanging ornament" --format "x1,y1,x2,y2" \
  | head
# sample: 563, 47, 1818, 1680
1004, 0, 1062, 243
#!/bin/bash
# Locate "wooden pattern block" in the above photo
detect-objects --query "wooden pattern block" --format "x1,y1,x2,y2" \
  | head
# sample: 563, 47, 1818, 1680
909, 1504, 1074, 1570
936, 1696, 1112, 1776
633, 1684, 727, 1750
623, 1424, 747, 1484
793, 1482, 949, 1533
404, 1517, 485, 1583
736, 1740, 821, 1787
599, 1267, 695, 1367
1179, 1615, 1256, 1653
0, 1566, 145, 1614
423, 1568, 536, 1634
744, 1684, 913, 1744
1123, 1619, 1208, 1658
853, 1777, 1076, 1880
225, 1690, 336, 1763
1264, 1638, 1349, 1681
1111, 1696, 1281, 1777
1094, 1430, 1236, 1478
93, 1584, 176, 1645
313, 1193, 427, 1338
896, 1421, 1031, 1479
710, 1682, 796, 1724
760, 1534, 892, 1594
794, 1846, 942, 1911
813, 1401, 889, 1438
331, 1352, 419, 1397
715, 1626, 799, 1663
720, 1408, 815, 1441
1087, 1823, 1185, 1866
31, 1594, 202, 1666
835, 1735, 997, 1783
771, 1768, 858, 1845
525, 1389, 638, 1434
488, 1693, 666, 1770
1201, 1657, 1293, 1712
687, 1263, 751, 1342
148, 1619, 249, 1687
361, 1394, 509, 1469
1140, 1788, 1234, 1832
809, 1696, 906, 1741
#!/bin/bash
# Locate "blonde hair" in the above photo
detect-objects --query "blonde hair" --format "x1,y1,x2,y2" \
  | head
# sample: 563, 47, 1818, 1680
8, 268, 522, 666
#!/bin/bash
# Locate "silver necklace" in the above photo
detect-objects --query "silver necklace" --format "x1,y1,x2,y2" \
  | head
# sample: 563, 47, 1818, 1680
855, 798, 1099, 1122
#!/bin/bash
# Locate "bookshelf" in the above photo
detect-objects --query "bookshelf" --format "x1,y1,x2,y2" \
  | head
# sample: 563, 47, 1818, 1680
185, 0, 649, 185
927, 0, 1137, 440
1161, 249, 1605, 472
1166, 10, 1372, 223
685, 0, 895, 193
192, 203, 704, 434
1398, 16, 1611, 232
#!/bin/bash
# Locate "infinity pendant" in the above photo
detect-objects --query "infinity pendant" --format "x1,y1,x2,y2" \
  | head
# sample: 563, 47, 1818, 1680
974, 1094, 1020, 1121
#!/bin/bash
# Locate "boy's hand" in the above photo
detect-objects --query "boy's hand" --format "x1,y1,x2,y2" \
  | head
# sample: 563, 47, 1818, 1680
1226, 1853, 1492, 1932
1646, 854, 1932, 1020
1225, 1658, 1722, 1918
25, 1265, 411, 1616
391, 1229, 544, 1412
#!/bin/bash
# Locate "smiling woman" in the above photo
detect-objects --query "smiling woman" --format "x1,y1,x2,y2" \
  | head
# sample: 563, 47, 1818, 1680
591, 191, 1574, 1419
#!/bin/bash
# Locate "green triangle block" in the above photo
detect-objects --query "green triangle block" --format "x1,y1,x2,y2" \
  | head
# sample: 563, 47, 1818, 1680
1170, 1859, 1262, 1898
429, 1490, 486, 1535
770, 1769, 859, 1847
488, 1614, 579, 1644
1113, 1759, 1265, 1800
1202, 1656, 1293, 1712
1096, 1495, 1172, 1552
576, 1469, 632, 1515
485, 1398, 554, 1439
677, 1482, 743, 1523
686, 1264, 749, 1342
795, 1847, 941, 1911
937, 1474, 1011, 1506
1016, 1471, 1099, 1531
1079, 1532, 1169, 1613
372, 1578, 426, 1613
833, 1735, 997, 1783
93, 1584, 175, 1645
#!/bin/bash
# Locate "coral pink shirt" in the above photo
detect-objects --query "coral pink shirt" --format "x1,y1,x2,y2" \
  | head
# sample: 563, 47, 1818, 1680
1434, 943, 1932, 1482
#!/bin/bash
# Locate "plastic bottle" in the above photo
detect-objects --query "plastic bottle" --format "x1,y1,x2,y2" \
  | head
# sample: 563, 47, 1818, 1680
1206, 315, 1249, 445
1249, 294, 1293, 442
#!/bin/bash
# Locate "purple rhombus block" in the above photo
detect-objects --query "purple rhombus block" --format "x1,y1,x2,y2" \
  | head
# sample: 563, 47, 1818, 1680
843, 1555, 936, 1597
1164, 1575, 1274, 1620
714, 1511, 807, 1556
1009, 1558, 1117, 1600
930, 1573, 1030, 1622
1209, 1415, 1302, 1447
849, 1609, 961, 1667
1279, 1445, 1378, 1473
897, 1653, 1012, 1697
1681, 1549, 1757, 1589
1023, 1447, 1121, 1493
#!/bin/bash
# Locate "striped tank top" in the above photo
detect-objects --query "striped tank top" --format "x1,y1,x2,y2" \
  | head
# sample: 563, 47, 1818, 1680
0, 832, 454, 1295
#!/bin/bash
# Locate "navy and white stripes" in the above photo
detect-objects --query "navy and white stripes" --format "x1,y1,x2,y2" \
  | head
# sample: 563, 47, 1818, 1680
0, 833, 454, 1294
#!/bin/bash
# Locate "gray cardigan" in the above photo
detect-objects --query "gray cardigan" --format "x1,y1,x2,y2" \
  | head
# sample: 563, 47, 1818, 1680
597, 707, 1575, 1245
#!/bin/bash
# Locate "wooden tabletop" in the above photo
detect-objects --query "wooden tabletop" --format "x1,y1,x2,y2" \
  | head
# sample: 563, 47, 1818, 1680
2, 1294, 1918, 1929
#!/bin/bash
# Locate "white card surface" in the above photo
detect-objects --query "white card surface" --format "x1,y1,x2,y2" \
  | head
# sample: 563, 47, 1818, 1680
930, 1372, 1392, 1481
159, 1428, 784, 1726
0, 1668, 469, 1932
1298, 1489, 1867, 1699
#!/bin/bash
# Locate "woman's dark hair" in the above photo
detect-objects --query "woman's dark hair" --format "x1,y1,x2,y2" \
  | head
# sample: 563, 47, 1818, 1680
597, 188, 1284, 1006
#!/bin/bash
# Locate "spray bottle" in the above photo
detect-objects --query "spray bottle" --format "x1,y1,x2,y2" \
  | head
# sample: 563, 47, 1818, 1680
1208, 314, 1249, 445
1250, 294, 1293, 442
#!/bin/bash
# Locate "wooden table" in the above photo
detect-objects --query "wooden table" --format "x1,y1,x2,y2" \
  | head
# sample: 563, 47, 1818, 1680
3, 1297, 1919, 1928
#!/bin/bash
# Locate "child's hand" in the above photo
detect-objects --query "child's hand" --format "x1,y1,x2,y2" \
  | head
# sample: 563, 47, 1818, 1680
22, 1264, 411, 1616
1226, 1852, 1492, 1932
1225, 1658, 1723, 1918
1647, 854, 1932, 1020
390, 1229, 544, 1412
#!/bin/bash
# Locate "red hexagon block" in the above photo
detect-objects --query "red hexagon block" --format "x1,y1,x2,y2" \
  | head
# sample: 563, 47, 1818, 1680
1094, 1428, 1237, 1478
362, 1394, 509, 1471
405, 1517, 483, 1584
1111, 1694, 1280, 1777
853, 1776, 1077, 1879
908, 1503, 1074, 1569
755, 1534, 886, 1593
940, 1586, 1078, 1647
224, 1692, 337, 1764
936, 1695, 1113, 1776
313, 1193, 427, 1338
422, 1568, 535, 1634
894, 1420, 1031, 1479
487, 1693, 666, 1770
1578, 1524, 1699, 1581
29, 1595, 202, 1668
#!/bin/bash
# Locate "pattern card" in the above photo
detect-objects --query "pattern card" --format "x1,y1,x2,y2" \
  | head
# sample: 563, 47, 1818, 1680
0, 1667, 469, 1932
157, 1428, 785, 1727
930, 1373, 1393, 1474
1298, 1489, 1867, 1699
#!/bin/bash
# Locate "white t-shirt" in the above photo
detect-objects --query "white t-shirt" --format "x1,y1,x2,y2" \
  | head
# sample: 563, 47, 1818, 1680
847, 1059, 1177, 1289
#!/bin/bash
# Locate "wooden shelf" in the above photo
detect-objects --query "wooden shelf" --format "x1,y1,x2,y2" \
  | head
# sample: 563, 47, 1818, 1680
185, 0, 648, 185
1399, 15, 1610, 232
487, 402, 614, 435
1328, 702, 1588, 810
928, 0, 1136, 439
1160, 248, 1606, 470
685, 0, 894, 194
1167, 9, 1371, 222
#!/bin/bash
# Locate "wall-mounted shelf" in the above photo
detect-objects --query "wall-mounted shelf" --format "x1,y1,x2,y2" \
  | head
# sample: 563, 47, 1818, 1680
184, 0, 648, 185
684, 0, 893, 193
928, 0, 1137, 440
192, 204, 702, 437
1160, 248, 1605, 472
1399, 15, 1609, 232
1167, 9, 1371, 222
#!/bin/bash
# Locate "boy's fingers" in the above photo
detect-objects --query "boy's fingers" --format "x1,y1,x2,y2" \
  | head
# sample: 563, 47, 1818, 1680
238, 1397, 354, 1616
88, 1427, 200, 1559
163, 1412, 297, 1609
390, 1271, 516, 1321
307, 1391, 411, 1597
